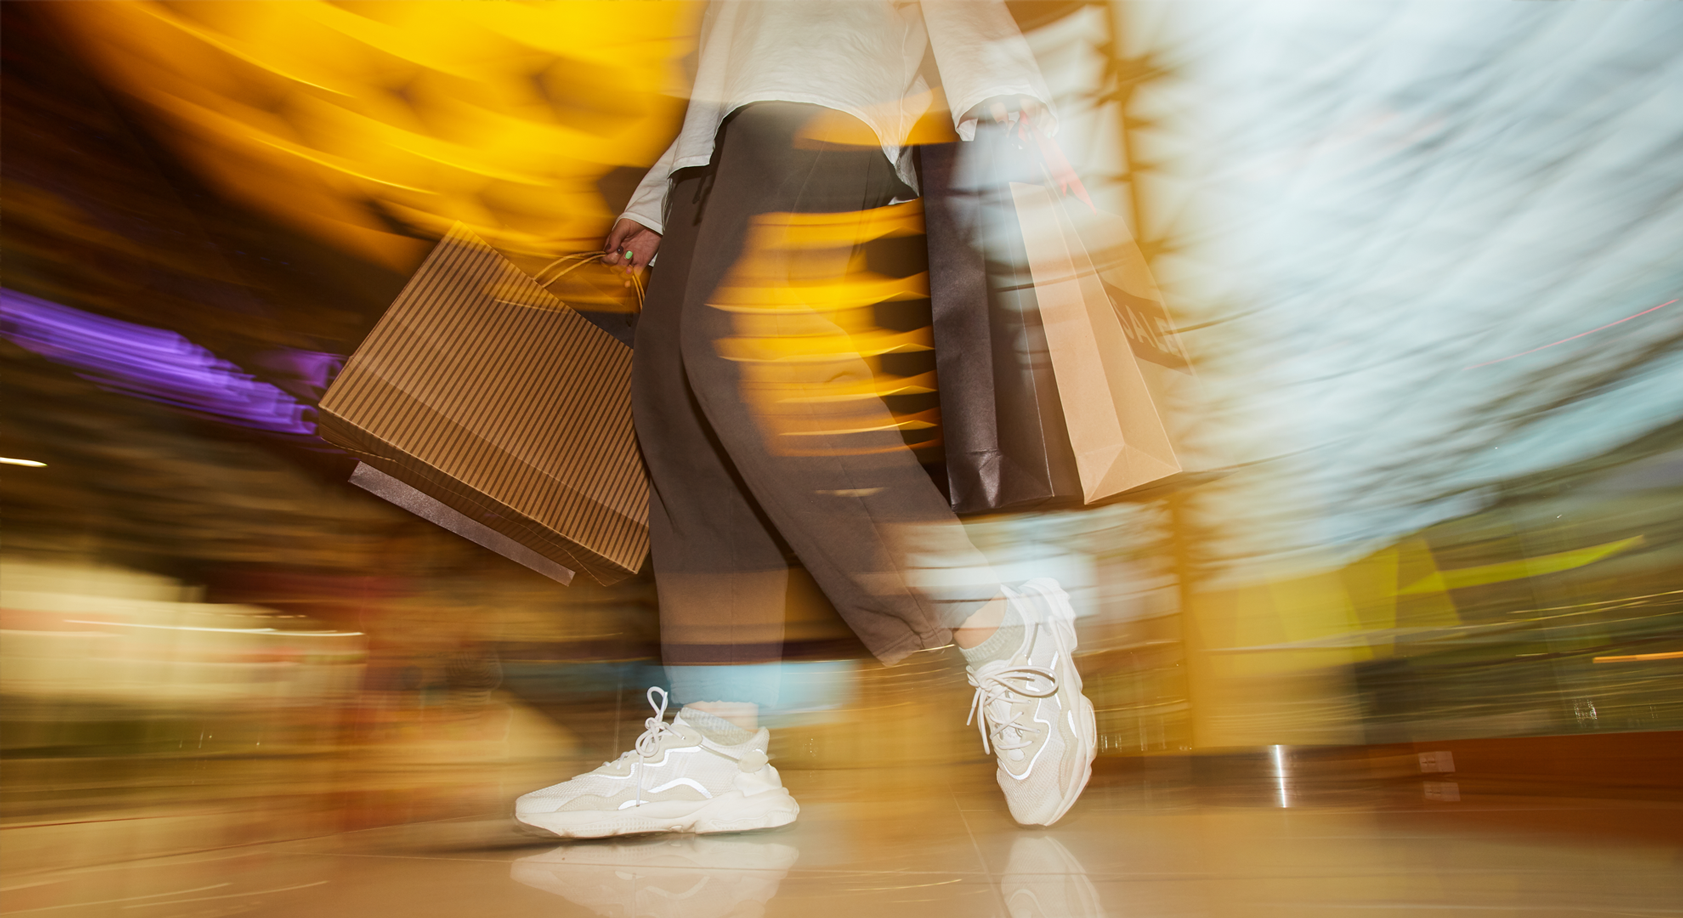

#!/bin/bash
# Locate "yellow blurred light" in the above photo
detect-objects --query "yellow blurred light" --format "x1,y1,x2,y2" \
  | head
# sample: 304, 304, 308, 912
711, 204, 940, 458
1, 457, 48, 467
1594, 650, 1683, 664
1397, 535, 1644, 595
50, 1, 701, 267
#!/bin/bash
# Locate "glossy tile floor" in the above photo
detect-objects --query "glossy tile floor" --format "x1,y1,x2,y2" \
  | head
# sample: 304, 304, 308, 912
4, 760, 1680, 918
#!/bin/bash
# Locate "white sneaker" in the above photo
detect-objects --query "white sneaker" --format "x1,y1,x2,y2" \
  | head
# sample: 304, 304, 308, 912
511, 835, 799, 918
515, 687, 799, 838
965, 578, 1097, 826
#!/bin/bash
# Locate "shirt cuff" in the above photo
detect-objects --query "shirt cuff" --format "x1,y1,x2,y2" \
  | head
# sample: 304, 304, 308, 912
949, 87, 1057, 141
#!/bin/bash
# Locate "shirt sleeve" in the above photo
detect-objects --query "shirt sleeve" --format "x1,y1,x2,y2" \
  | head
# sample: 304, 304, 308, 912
919, 0, 1057, 141
618, 139, 679, 235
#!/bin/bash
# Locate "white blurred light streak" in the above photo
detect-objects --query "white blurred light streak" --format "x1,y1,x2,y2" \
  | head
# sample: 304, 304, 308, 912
64, 620, 362, 636
1271, 744, 1291, 808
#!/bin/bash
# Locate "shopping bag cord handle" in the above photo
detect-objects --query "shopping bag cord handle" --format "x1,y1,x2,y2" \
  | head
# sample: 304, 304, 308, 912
534, 252, 601, 282
534, 252, 645, 309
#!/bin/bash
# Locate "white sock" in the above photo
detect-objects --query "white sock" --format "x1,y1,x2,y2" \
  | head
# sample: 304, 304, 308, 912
960, 599, 1025, 667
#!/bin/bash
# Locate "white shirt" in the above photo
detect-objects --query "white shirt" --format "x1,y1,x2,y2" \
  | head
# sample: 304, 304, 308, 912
619, 0, 1053, 234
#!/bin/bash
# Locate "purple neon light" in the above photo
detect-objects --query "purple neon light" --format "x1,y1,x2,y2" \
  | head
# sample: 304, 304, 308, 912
1, 288, 318, 435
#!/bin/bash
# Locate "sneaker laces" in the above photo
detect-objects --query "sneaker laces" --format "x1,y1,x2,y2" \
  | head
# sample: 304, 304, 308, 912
605, 686, 683, 807
967, 665, 1058, 757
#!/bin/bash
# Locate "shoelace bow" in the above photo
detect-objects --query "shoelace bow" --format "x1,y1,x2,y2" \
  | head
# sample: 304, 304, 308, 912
967, 665, 1059, 756
608, 686, 682, 807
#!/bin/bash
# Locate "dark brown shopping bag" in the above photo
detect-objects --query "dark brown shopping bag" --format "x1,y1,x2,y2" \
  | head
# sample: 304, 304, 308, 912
1009, 181, 1202, 503
318, 223, 649, 585
922, 128, 1081, 514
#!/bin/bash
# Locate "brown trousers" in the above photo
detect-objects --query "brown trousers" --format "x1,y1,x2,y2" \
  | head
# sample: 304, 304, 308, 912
633, 103, 997, 672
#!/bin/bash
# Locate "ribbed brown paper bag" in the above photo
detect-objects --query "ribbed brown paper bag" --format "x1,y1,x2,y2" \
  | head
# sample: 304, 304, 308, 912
318, 223, 649, 584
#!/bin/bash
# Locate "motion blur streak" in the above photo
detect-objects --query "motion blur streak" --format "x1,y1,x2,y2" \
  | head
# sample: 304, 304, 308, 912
46, 0, 699, 266
712, 203, 940, 459
2, 561, 364, 708
1463, 297, 1679, 370
2, 289, 316, 434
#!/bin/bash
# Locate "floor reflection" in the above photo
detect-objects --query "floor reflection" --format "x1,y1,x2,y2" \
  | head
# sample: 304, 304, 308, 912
1000, 835, 1107, 918
2, 670, 1679, 918
512, 836, 800, 918
3, 760, 1680, 917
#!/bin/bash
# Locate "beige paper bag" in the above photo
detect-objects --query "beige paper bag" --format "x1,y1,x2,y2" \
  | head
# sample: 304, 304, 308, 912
1009, 182, 1182, 502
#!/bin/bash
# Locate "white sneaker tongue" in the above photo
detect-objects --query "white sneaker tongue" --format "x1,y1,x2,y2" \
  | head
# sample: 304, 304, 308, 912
991, 700, 1027, 756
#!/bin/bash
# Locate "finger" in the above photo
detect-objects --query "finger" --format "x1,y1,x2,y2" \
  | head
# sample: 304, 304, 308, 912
605, 220, 636, 250
610, 227, 645, 266
989, 100, 1009, 124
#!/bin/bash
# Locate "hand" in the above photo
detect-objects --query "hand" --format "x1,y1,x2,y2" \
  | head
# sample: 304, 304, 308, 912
969, 95, 1046, 139
602, 218, 662, 279
970, 95, 1093, 211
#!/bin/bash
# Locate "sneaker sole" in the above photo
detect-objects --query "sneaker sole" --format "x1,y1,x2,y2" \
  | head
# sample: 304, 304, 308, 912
516, 789, 799, 839
1018, 578, 1098, 827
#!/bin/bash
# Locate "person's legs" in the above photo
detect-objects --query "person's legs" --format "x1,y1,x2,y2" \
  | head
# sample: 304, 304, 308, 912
642, 103, 1008, 706
667, 103, 1004, 663
632, 158, 792, 726
517, 104, 1093, 838
514, 144, 806, 840
653, 105, 1093, 827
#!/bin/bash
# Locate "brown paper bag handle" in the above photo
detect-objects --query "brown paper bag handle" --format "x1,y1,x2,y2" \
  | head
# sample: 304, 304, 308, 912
534, 252, 599, 281
534, 252, 645, 309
